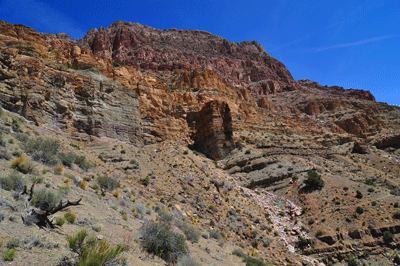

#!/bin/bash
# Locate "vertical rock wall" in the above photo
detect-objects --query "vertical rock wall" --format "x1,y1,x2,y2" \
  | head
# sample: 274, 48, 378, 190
194, 100, 235, 160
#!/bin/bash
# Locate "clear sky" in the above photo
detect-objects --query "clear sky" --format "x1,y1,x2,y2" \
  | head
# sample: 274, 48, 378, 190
1, 0, 399, 105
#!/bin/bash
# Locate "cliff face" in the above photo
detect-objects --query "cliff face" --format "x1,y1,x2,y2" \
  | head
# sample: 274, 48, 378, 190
194, 100, 235, 160
0, 21, 142, 143
78, 21, 300, 94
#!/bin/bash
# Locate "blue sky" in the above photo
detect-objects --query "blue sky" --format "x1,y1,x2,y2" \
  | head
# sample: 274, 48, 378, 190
1, 0, 399, 105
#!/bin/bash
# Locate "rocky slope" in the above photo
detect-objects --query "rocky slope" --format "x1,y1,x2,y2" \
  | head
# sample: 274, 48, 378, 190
1, 20, 400, 266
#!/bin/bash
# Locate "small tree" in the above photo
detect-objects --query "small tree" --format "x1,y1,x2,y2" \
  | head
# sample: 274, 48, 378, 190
304, 169, 324, 190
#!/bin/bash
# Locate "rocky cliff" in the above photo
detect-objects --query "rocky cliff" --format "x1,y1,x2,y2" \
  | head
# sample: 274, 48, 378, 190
78, 20, 300, 94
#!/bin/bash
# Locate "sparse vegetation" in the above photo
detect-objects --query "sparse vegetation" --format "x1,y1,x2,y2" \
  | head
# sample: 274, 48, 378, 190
67, 230, 126, 265
97, 175, 120, 195
11, 155, 34, 174
2, 248, 16, 261
31, 188, 61, 211
64, 212, 76, 224
139, 221, 188, 263
383, 231, 394, 244
348, 257, 358, 266
0, 172, 26, 191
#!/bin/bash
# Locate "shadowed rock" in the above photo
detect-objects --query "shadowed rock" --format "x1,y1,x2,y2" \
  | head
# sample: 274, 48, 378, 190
194, 100, 235, 160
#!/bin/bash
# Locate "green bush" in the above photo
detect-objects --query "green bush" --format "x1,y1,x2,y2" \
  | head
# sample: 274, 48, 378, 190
74, 155, 92, 171
356, 190, 363, 199
348, 257, 359, 266
2, 248, 16, 261
58, 151, 76, 167
356, 206, 364, 214
97, 175, 120, 194
304, 169, 324, 190
139, 221, 188, 264
0, 172, 26, 191
67, 230, 125, 265
31, 188, 61, 211
20, 137, 61, 165
242, 256, 267, 266
383, 231, 394, 244
56, 217, 65, 226
64, 212, 76, 224
141, 176, 150, 186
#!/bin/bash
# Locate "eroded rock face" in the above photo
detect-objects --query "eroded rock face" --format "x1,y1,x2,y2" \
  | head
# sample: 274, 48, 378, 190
194, 100, 235, 160
0, 26, 141, 142
373, 134, 400, 149
299, 79, 375, 101
78, 21, 300, 94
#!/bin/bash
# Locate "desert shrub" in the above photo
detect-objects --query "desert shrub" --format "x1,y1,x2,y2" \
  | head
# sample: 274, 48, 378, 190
251, 239, 259, 248
383, 231, 394, 244
58, 151, 76, 167
304, 169, 324, 190
97, 175, 120, 195
92, 224, 102, 232
175, 218, 201, 243
395, 202, 400, 208
56, 217, 65, 226
356, 190, 363, 199
11, 155, 34, 174
157, 209, 174, 223
2, 248, 16, 261
263, 238, 272, 247
232, 248, 246, 258
64, 212, 76, 224
6, 238, 20, 249
364, 179, 376, 186
67, 230, 126, 265
348, 257, 359, 266
315, 230, 324, 237
141, 176, 150, 186
20, 137, 60, 165
298, 236, 309, 247
139, 221, 188, 264
0, 172, 26, 191
67, 230, 88, 252
31, 188, 61, 211
208, 229, 223, 240
242, 255, 267, 266
356, 206, 364, 214
74, 155, 92, 171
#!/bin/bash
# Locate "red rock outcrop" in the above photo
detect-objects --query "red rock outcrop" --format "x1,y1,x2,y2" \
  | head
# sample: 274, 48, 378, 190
372, 134, 400, 149
194, 100, 235, 160
299, 79, 375, 101
78, 21, 300, 95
